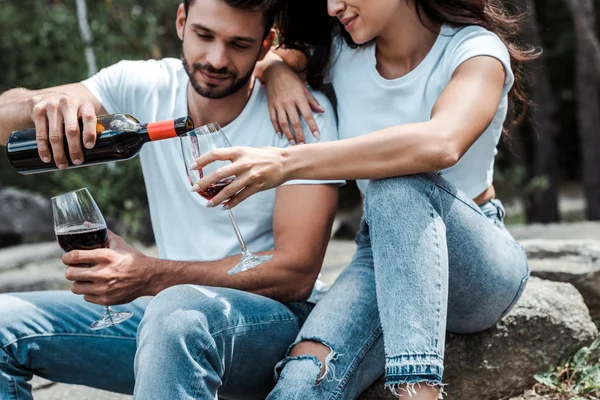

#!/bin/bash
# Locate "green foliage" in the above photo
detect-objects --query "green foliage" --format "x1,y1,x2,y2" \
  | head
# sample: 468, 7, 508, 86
534, 336, 600, 399
0, 0, 180, 240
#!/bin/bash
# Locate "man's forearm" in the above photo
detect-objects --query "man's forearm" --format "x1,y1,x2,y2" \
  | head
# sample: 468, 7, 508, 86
0, 88, 37, 145
147, 249, 318, 303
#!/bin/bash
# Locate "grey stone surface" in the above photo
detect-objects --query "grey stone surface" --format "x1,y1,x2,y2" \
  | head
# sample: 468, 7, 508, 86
0, 241, 63, 271
522, 239, 600, 318
0, 188, 54, 243
359, 278, 598, 400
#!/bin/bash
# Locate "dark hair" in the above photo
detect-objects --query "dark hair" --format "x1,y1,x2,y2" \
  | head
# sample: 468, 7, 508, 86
183, 0, 282, 36
279, 0, 540, 128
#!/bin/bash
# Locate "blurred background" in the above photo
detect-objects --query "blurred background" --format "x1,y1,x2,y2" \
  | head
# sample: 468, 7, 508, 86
0, 0, 599, 247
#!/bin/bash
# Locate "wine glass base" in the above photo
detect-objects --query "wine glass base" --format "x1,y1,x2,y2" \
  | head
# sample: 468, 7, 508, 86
227, 253, 273, 275
89, 311, 133, 331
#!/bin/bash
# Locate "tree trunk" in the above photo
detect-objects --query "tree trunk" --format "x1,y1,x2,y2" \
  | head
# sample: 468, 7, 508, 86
75, 0, 97, 76
568, 0, 600, 220
521, 0, 561, 223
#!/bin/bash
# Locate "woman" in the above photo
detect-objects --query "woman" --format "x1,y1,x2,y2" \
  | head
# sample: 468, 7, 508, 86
190, 0, 534, 398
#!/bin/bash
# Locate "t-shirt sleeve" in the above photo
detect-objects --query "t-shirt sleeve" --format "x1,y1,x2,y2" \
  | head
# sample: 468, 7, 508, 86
81, 60, 149, 115
282, 90, 345, 187
448, 27, 515, 97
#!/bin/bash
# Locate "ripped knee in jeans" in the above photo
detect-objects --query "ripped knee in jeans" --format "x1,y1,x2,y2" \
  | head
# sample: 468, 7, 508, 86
274, 338, 342, 385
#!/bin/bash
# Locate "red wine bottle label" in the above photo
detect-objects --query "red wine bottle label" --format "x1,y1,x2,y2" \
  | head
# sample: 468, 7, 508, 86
147, 120, 177, 141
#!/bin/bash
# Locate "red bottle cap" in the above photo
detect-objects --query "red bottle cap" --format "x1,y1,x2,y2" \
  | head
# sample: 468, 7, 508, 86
147, 120, 177, 141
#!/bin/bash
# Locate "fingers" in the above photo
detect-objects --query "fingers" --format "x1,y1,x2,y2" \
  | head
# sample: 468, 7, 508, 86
204, 175, 247, 207
269, 106, 283, 137
277, 105, 296, 145
80, 101, 98, 150
306, 88, 326, 113
288, 109, 306, 145
222, 186, 260, 209
190, 148, 237, 171
32, 104, 51, 163
298, 100, 320, 141
191, 163, 241, 194
61, 99, 84, 165
62, 249, 111, 266
47, 104, 67, 169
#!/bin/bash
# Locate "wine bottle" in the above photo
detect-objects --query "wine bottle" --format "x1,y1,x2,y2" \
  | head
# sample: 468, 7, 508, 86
7, 113, 194, 174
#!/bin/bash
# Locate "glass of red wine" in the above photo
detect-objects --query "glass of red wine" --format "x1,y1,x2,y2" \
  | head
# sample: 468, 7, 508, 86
180, 122, 273, 275
52, 188, 133, 330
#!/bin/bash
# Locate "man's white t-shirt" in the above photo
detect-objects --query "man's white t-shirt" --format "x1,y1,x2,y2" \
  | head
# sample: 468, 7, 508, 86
329, 24, 515, 199
82, 58, 341, 301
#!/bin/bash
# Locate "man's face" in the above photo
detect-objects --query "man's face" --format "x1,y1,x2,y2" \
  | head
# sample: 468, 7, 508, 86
176, 0, 270, 99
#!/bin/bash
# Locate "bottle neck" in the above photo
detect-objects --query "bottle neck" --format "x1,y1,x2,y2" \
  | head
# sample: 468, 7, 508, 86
144, 117, 194, 142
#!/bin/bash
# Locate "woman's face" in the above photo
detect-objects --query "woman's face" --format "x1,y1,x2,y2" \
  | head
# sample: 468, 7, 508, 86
327, 0, 403, 44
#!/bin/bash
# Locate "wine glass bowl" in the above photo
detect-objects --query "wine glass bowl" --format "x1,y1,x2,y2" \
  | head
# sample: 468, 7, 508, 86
52, 188, 133, 330
180, 123, 273, 275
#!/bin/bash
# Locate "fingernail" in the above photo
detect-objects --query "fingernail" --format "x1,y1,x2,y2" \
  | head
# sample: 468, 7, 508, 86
73, 159, 82, 165
42, 156, 51, 163
85, 142, 94, 149
276, 132, 282, 137
189, 161, 198, 170
191, 184, 199, 192
313, 131, 321, 140
297, 141, 305, 145
58, 164, 68, 170
206, 201, 214, 208
222, 204, 230, 210
289, 139, 296, 146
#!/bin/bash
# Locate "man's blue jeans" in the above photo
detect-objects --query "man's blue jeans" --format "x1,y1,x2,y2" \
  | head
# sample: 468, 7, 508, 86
0, 285, 312, 399
268, 173, 530, 399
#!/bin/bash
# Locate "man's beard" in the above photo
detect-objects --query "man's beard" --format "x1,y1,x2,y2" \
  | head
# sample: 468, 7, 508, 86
182, 53, 255, 99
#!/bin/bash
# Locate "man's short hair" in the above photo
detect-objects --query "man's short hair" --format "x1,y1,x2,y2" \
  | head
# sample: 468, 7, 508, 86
183, 0, 281, 37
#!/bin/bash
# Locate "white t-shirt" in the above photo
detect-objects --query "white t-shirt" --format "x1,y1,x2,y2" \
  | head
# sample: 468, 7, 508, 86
82, 58, 342, 301
329, 24, 514, 199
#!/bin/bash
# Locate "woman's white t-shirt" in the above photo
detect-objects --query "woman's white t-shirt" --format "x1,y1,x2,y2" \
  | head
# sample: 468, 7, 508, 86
329, 24, 514, 198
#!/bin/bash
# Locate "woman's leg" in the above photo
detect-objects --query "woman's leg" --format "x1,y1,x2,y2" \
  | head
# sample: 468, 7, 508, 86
363, 173, 529, 398
267, 224, 385, 400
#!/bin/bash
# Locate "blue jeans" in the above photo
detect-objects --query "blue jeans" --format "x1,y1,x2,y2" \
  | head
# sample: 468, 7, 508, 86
268, 173, 530, 399
0, 285, 312, 399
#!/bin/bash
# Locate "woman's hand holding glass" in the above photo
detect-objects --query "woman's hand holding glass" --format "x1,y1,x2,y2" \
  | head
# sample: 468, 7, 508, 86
190, 145, 289, 210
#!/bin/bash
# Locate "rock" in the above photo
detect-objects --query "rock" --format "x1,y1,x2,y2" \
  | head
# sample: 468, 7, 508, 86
0, 258, 69, 293
509, 221, 600, 241
359, 278, 598, 400
522, 239, 600, 319
0, 241, 63, 271
0, 188, 54, 246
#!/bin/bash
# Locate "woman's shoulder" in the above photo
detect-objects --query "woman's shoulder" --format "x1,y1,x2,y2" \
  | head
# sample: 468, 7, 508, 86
442, 24, 507, 54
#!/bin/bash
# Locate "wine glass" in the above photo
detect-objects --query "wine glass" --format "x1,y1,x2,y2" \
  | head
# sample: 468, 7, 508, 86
180, 122, 273, 275
52, 188, 133, 330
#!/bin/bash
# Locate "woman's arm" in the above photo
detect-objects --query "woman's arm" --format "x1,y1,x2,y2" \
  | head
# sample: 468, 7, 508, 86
193, 55, 507, 208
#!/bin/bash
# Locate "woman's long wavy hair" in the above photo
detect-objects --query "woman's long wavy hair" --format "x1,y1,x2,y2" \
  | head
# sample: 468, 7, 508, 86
277, 0, 539, 128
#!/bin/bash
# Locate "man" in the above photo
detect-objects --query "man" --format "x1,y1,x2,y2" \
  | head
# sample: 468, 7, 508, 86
0, 0, 341, 398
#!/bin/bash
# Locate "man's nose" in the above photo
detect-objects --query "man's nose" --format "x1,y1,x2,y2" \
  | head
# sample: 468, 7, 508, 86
205, 43, 229, 71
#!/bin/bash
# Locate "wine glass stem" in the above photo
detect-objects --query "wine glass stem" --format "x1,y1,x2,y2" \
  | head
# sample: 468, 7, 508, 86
226, 209, 247, 253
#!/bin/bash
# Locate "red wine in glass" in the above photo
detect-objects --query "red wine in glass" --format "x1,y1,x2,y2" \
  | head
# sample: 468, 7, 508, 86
52, 188, 132, 330
56, 223, 108, 252
198, 178, 235, 200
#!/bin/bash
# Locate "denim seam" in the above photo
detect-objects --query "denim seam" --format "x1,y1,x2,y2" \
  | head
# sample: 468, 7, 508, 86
1, 346, 18, 400
428, 199, 444, 355
2, 332, 136, 351
432, 182, 526, 250
208, 317, 298, 389
330, 327, 383, 400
